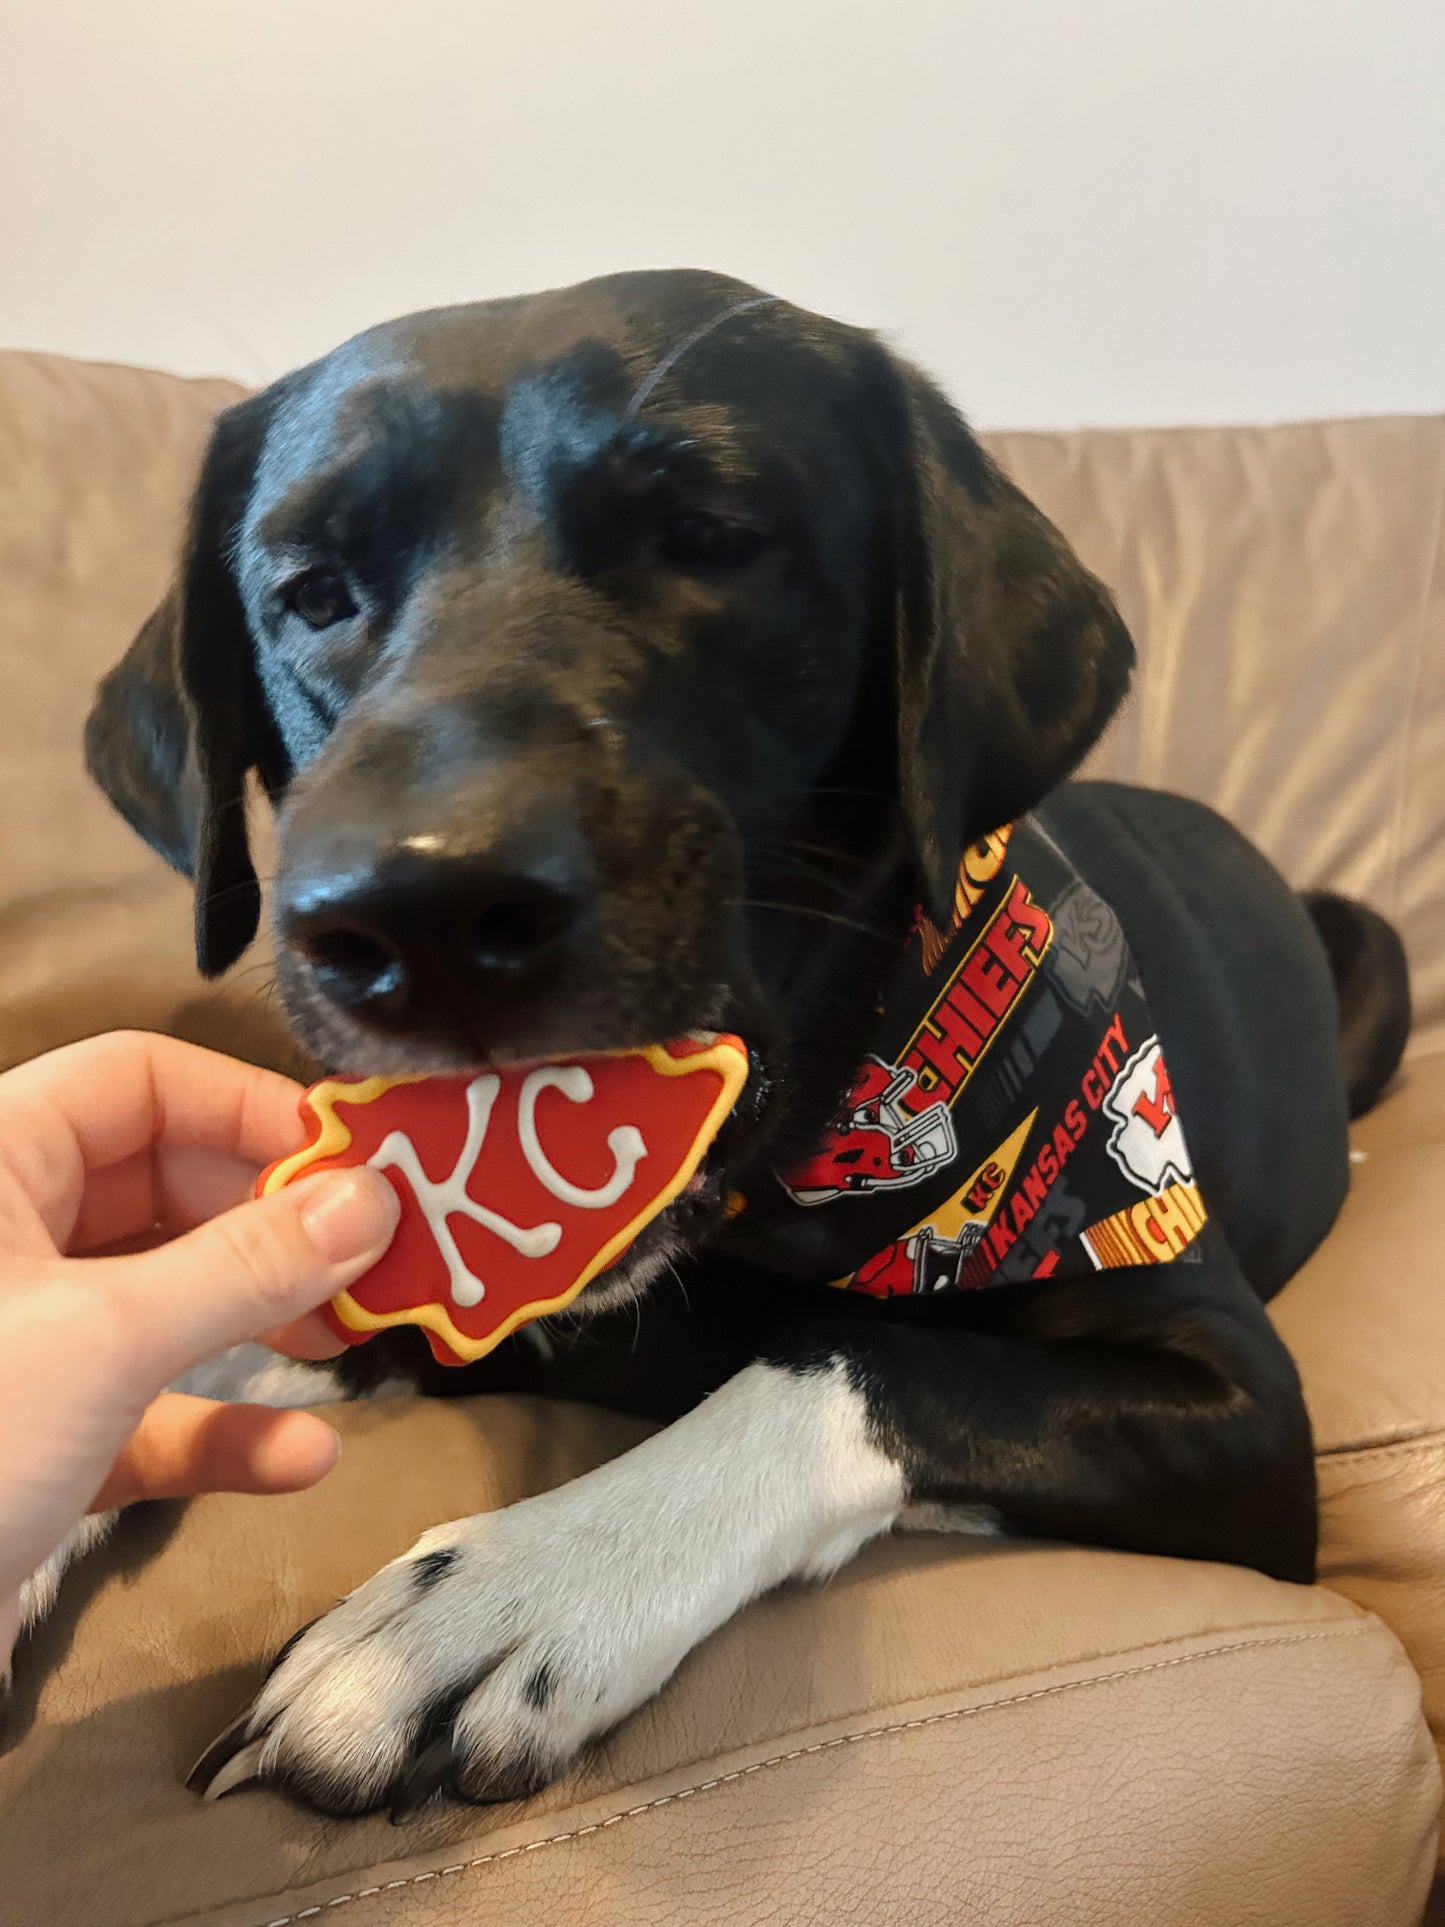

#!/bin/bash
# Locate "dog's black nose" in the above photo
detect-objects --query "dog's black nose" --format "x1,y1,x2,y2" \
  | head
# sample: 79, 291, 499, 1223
278, 816, 591, 1032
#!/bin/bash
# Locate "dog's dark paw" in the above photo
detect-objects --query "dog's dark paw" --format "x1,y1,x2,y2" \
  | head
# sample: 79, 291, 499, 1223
187, 1500, 695, 1819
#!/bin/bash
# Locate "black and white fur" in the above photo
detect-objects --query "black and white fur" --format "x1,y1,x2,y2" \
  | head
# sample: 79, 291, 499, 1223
77, 270, 1409, 1817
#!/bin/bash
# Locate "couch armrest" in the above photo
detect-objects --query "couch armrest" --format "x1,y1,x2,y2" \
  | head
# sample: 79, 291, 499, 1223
1273, 1051, 1445, 1864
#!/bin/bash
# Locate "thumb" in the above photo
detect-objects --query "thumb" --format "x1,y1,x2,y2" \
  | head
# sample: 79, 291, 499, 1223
83, 1168, 401, 1382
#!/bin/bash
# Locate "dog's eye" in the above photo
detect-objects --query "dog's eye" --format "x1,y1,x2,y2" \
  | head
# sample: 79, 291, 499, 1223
284, 571, 358, 631
658, 512, 764, 571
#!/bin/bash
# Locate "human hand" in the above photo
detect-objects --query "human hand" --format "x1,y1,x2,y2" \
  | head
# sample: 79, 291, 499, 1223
0, 1031, 399, 1652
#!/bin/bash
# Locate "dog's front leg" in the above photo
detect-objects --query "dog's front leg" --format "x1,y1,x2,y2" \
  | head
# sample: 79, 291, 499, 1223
781, 1254, 1319, 1585
190, 1357, 905, 1816
191, 1250, 1311, 1818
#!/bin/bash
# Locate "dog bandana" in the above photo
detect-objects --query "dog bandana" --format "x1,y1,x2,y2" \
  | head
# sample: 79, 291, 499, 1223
726, 820, 1210, 1297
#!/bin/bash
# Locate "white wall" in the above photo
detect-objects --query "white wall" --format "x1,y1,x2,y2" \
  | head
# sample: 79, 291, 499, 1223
2, 0, 1441, 429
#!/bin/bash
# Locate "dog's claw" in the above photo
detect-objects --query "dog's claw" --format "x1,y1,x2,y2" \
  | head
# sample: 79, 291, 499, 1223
201, 1735, 269, 1802
187, 1712, 265, 1799
389, 1735, 460, 1824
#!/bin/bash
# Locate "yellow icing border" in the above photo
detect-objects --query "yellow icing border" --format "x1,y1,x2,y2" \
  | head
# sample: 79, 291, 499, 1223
260, 1040, 748, 1362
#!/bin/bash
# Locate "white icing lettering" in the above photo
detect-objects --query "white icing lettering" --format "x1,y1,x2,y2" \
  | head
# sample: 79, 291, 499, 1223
368, 1074, 561, 1309
516, 1064, 648, 1208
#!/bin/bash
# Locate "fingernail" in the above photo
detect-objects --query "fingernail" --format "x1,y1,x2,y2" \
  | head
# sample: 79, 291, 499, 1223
297, 1170, 400, 1266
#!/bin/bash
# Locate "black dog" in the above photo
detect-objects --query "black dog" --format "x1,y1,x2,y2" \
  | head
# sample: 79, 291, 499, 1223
83, 269, 1410, 1817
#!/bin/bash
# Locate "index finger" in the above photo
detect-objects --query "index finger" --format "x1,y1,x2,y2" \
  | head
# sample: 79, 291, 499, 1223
0, 1031, 308, 1248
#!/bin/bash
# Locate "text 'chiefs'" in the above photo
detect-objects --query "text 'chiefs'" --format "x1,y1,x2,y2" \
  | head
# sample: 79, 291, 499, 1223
901, 880, 1054, 1111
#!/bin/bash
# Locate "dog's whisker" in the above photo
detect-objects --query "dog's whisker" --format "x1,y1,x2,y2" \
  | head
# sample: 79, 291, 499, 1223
203, 792, 253, 821
730, 898, 895, 942
744, 852, 888, 903
225, 957, 278, 986
662, 1258, 692, 1317
748, 859, 851, 894
197, 870, 277, 912
771, 836, 885, 869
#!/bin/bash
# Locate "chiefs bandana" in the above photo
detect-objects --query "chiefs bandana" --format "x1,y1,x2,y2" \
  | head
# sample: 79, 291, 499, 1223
726, 819, 1209, 1298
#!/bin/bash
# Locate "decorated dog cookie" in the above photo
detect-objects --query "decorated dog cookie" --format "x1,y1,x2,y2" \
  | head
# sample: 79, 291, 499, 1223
257, 1035, 749, 1364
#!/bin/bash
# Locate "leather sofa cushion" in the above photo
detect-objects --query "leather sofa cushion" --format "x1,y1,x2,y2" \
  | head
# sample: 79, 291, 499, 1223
992, 416, 1445, 1059
1, 1393, 1435, 1927
1274, 1049, 1445, 1815
0, 351, 270, 1073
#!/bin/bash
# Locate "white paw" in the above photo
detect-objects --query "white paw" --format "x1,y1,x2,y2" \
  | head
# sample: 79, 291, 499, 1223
191, 1361, 905, 1816
190, 1497, 695, 1815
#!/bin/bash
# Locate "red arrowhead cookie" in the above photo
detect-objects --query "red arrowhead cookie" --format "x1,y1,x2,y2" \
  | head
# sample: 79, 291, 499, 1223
257, 1034, 749, 1365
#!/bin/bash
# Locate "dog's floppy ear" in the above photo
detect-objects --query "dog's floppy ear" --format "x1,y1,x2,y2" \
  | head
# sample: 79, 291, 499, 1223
85, 393, 281, 977
876, 354, 1134, 921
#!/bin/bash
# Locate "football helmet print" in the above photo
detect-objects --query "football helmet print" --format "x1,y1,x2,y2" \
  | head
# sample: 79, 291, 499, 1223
781, 1056, 958, 1206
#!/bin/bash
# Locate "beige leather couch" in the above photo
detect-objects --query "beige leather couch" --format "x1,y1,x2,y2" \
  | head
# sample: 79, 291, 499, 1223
0, 350, 1442, 1927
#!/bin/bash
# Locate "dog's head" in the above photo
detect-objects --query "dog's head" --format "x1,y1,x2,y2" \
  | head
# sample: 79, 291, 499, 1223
86, 269, 1132, 1302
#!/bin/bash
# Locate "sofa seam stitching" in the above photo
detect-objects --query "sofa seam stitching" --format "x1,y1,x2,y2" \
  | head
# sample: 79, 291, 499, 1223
249, 1623, 1372, 1927
1318, 1429, 1445, 1467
